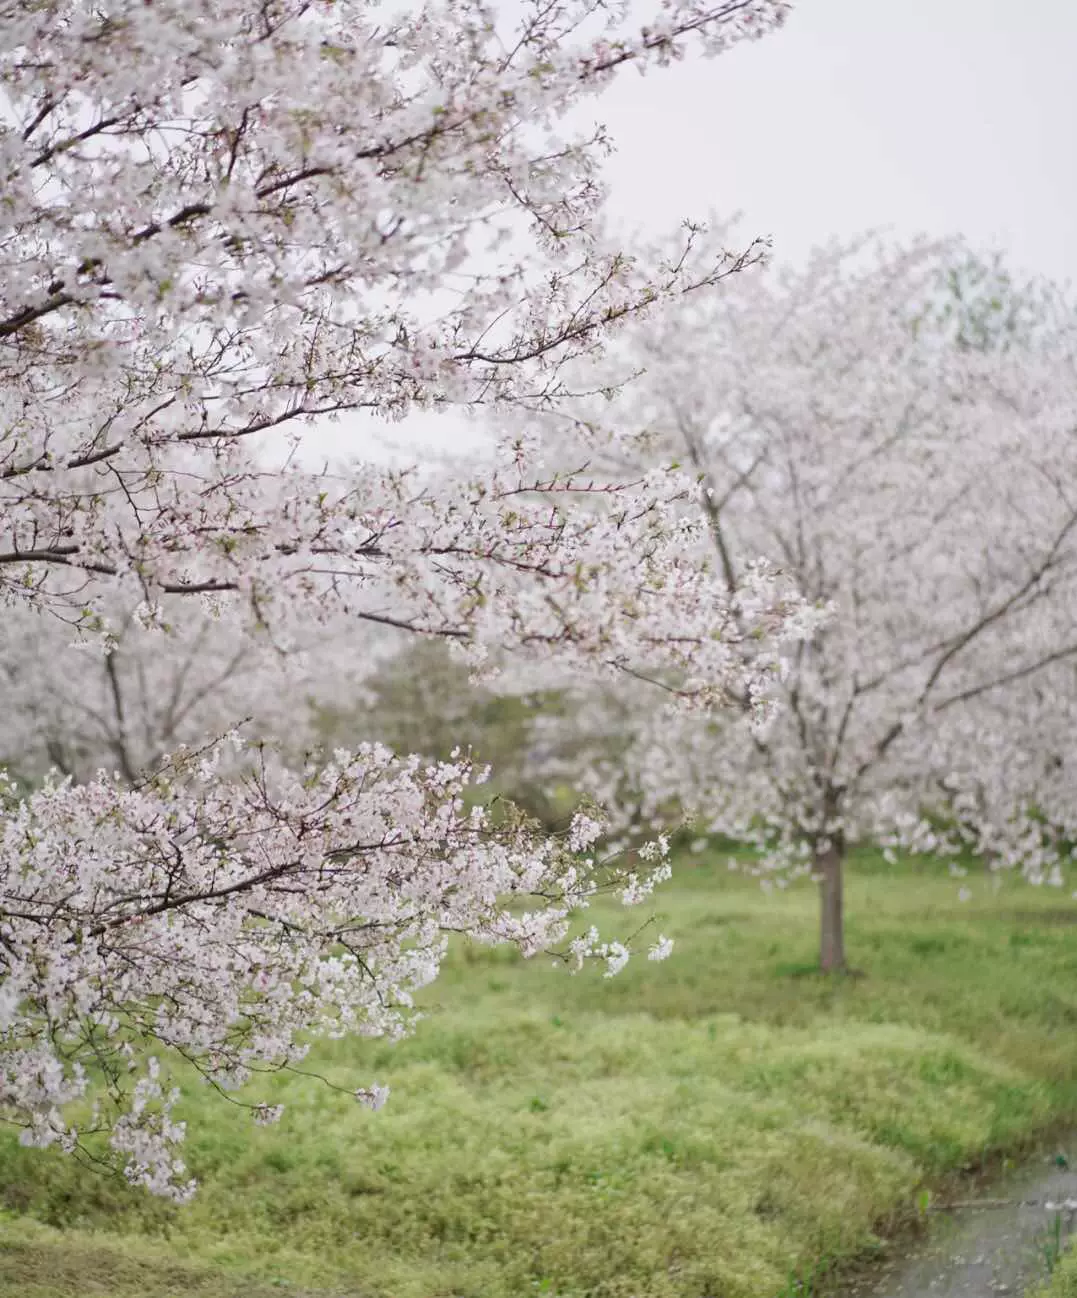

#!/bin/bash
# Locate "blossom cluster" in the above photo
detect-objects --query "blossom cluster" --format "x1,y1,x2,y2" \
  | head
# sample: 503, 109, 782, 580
0, 737, 679, 1195
0, 0, 799, 1190
517, 235, 1077, 897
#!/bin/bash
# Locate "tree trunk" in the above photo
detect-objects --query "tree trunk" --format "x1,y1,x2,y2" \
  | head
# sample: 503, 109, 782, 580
816, 842, 846, 973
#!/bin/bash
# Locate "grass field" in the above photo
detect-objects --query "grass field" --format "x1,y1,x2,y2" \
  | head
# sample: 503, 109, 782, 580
2, 851, 1077, 1298
1034, 1244, 1077, 1298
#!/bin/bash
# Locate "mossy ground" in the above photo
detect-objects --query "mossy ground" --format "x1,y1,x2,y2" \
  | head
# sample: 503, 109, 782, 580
3, 852, 1077, 1298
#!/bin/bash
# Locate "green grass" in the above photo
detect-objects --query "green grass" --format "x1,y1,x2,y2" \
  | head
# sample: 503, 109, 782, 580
1032, 1242, 1077, 1298
2, 852, 1077, 1298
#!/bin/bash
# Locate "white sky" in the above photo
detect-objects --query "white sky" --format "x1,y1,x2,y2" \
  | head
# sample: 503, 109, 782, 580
308, 0, 1077, 465
600, 0, 1077, 283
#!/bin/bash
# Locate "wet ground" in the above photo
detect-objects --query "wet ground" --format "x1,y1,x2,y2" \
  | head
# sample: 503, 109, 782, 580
846, 1151, 1077, 1298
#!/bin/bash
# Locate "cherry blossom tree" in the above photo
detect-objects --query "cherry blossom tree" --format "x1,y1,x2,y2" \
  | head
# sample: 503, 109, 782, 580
1, 0, 790, 631
533, 235, 1077, 972
0, 0, 802, 1194
0, 595, 389, 786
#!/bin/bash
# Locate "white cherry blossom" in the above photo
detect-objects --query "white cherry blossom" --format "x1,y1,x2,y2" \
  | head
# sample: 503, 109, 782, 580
0, 0, 798, 1192
528, 235, 1077, 971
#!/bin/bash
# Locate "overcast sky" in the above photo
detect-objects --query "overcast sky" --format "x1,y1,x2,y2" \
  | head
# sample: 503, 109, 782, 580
316, 0, 1077, 464
600, 0, 1077, 283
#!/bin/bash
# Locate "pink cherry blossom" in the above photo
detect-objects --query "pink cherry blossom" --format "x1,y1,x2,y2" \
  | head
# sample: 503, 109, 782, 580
523, 233, 1077, 971
0, 0, 798, 1193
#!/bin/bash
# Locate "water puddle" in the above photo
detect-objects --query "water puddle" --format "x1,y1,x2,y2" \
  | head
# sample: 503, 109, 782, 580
846, 1149, 1077, 1298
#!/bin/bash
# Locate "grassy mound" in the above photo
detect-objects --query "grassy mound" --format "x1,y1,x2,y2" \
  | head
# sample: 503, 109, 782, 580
2, 853, 1076, 1298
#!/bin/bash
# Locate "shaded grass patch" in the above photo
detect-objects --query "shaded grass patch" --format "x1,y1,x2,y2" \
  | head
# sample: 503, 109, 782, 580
2, 856, 1077, 1297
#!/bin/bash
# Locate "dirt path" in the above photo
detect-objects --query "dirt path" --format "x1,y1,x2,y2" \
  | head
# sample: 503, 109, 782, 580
845, 1152, 1077, 1298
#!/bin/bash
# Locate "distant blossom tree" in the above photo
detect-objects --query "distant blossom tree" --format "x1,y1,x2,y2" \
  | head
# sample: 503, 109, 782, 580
0, 596, 390, 785
531, 236, 1077, 972
0, 0, 801, 1196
